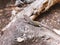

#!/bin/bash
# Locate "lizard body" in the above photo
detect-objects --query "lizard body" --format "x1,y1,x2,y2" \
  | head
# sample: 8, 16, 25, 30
24, 15, 60, 35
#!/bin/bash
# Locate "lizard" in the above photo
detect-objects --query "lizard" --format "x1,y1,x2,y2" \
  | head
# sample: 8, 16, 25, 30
24, 15, 60, 36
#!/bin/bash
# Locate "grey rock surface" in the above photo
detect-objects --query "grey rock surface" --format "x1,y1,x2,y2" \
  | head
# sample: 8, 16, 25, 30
0, 18, 60, 45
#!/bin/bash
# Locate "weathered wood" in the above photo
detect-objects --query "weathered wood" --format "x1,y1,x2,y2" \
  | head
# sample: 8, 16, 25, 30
14, 0, 60, 20
2, 0, 60, 31
0, 0, 60, 45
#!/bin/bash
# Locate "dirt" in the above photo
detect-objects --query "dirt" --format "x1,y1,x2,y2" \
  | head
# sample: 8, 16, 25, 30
0, 7, 12, 31
0, 0, 16, 31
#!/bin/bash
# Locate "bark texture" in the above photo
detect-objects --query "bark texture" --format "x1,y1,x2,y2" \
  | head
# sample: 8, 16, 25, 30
0, 0, 60, 45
